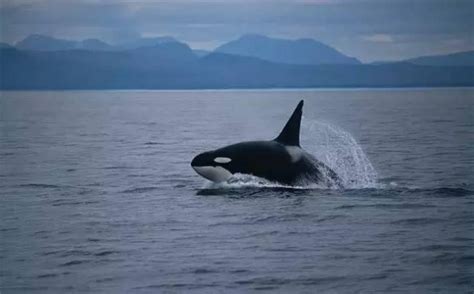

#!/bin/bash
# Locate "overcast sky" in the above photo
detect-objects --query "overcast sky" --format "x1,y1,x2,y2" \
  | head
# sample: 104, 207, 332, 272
1, 0, 473, 62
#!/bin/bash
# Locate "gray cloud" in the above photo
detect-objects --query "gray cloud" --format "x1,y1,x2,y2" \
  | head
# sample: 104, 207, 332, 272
1, 0, 473, 61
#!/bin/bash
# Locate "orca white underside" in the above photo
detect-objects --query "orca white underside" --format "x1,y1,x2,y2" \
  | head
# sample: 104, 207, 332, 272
192, 165, 232, 182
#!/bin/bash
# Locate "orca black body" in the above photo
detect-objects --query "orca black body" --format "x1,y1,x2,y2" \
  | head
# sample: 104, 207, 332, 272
191, 100, 342, 187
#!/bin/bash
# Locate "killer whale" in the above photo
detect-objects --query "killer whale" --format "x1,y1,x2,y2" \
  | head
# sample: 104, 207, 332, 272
191, 100, 342, 187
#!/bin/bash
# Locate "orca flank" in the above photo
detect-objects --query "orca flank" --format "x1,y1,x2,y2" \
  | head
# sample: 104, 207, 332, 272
191, 100, 342, 187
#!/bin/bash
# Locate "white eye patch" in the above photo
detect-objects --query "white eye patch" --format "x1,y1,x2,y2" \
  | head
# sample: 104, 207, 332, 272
214, 157, 232, 164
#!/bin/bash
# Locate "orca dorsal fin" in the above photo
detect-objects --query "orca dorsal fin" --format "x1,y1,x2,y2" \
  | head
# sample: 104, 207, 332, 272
274, 100, 304, 146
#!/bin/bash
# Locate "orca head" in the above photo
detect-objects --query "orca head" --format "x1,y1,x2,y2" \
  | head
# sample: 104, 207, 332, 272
191, 151, 233, 182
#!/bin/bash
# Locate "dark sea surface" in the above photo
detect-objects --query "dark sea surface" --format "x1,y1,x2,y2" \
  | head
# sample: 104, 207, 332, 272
1, 88, 473, 293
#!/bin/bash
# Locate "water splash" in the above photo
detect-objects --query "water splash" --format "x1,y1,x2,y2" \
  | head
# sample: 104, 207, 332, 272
301, 119, 378, 189
201, 119, 379, 190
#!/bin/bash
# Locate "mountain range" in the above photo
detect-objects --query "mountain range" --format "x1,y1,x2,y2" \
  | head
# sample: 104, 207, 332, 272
402, 51, 474, 67
215, 34, 360, 65
15, 34, 179, 52
1, 34, 473, 89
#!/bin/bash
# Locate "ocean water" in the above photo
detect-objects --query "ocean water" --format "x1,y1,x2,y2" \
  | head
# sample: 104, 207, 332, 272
0, 88, 473, 293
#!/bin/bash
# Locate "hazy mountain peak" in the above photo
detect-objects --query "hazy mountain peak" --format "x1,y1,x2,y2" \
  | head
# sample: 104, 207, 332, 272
127, 40, 198, 68
16, 34, 76, 51
216, 34, 360, 65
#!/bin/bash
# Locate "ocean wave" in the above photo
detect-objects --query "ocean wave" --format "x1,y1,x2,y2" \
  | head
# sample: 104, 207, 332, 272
121, 186, 159, 193
18, 183, 62, 189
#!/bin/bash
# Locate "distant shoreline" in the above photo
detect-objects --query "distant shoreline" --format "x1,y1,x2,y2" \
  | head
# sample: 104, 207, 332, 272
1, 86, 473, 92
